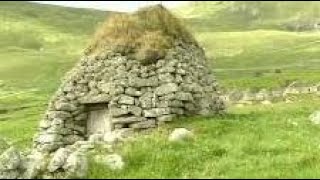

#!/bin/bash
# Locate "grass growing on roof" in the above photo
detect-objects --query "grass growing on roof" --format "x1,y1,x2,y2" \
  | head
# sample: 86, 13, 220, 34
86, 5, 197, 64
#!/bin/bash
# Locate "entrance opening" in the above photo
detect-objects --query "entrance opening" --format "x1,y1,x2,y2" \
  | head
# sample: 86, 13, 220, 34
85, 103, 112, 136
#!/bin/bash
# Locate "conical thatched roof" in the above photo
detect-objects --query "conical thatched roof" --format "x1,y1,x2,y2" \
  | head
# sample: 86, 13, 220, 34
85, 5, 198, 64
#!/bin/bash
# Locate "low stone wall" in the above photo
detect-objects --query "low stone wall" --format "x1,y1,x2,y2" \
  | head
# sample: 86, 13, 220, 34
223, 83, 320, 105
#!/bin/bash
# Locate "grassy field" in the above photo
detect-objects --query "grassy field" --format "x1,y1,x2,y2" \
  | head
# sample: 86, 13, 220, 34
198, 30, 320, 90
1, 1, 320, 178
88, 95, 320, 178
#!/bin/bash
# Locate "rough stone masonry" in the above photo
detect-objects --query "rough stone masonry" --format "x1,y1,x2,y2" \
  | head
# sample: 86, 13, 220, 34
33, 40, 226, 153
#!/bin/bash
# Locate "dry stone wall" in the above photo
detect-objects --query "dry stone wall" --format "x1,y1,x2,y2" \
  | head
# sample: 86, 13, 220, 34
223, 82, 320, 105
33, 41, 226, 153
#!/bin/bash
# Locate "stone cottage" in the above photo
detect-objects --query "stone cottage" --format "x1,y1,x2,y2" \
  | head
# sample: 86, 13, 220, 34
28, 5, 226, 155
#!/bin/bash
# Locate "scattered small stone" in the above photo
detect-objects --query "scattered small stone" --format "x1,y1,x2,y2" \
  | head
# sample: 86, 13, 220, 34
235, 104, 244, 108
0, 147, 21, 179
103, 154, 124, 170
261, 100, 272, 105
21, 151, 49, 179
63, 151, 88, 179
310, 111, 320, 124
95, 154, 124, 171
287, 119, 298, 126
0, 147, 21, 170
103, 132, 119, 145
285, 99, 293, 104
168, 128, 193, 142
47, 148, 71, 172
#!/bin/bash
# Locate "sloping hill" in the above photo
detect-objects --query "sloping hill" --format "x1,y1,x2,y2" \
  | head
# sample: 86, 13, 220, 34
175, 1, 320, 32
0, 1, 110, 35
0, 1, 114, 92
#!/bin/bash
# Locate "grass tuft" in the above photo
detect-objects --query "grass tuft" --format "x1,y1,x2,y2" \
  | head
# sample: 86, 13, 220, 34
86, 5, 197, 64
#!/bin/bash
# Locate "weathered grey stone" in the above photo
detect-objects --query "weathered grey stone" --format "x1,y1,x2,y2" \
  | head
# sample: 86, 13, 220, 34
128, 76, 158, 87
64, 122, 75, 130
155, 83, 178, 96
62, 83, 75, 93
73, 125, 86, 134
156, 100, 169, 108
158, 73, 175, 83
99, 82, 124, 95
170, 107, 184, 115
21, 151, 48, 179
114, 128, 135, 139
94, 154, 124, 170
139, 92, 155, 108
74, 113, 87, 121
113, 123, 123, 129
175, 74, 183, 83
37, 143, 63, 153
73, 141, 92, 148
169, 100, 184, 107
79, 94, 111, 104
48, 111, 72, 120
103, 132, 120, 145
157, 66, 175, 73
64, 135, 84, 145
176, 68, 186, 75
261, 100, 272, 105
143, 108, 170, 118
46, 124, 67, 135
39, 120, 51, 129
118, 95, 135, 105
65, 93, 77, 101
160, 93, 176, 101
130, 120, 156, 129
63, 151, 88, 179
112, 117, 146, 124
0, 147, 21, 170
125, 87, 142, 97
127, 105, 142, 116
109, 107, 129, 117
51, 118, 64, 126
47, 148, 71, 172
157, 115, 176, 122
55, 102, 77, 112
37, 134, 62, 144
175, 92, 193, 101
71, 109, 83, 116
185, 103, 197, 112
79, 144, 95, 152
0, 170, 20, 179
168, 128, 193, 142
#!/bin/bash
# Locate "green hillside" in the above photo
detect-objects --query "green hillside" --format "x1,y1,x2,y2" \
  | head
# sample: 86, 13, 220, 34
175, 1, 320, 32
0, 1, 113, 92
174, 1, 320, 89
